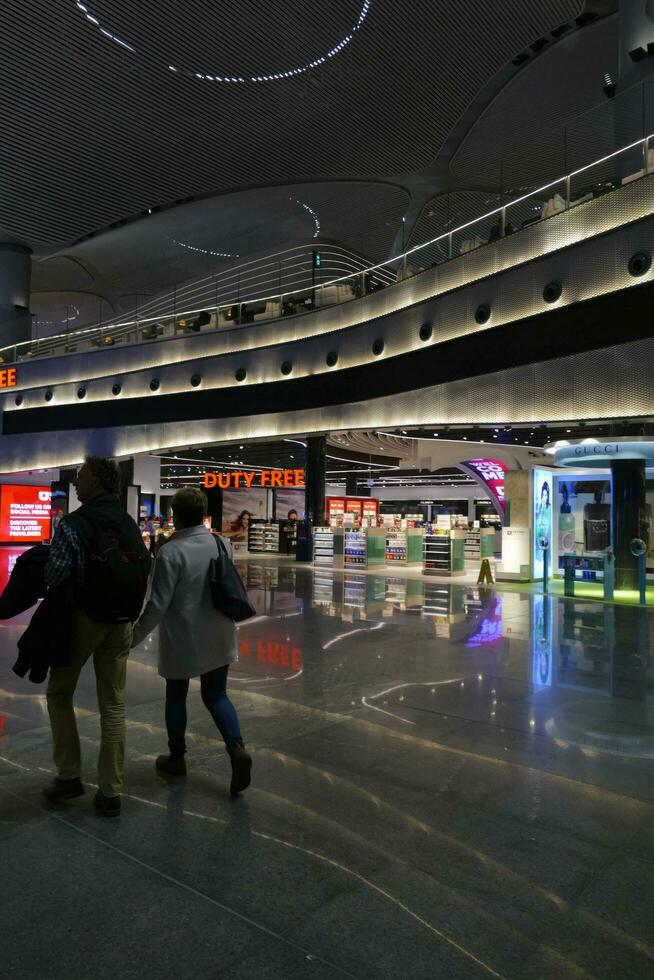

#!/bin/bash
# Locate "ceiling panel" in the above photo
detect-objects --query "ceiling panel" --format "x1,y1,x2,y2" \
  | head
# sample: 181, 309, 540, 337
1, 0, 582, 248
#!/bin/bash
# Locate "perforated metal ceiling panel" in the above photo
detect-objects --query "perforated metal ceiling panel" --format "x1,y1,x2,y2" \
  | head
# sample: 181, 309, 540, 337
1, 0, 582, 247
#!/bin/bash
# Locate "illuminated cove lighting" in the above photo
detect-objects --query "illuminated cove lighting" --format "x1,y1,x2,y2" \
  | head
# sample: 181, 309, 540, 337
72, 0, 371, 84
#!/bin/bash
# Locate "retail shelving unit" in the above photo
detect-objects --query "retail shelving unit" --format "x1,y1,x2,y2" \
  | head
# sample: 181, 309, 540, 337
247, 521, 265, 553
248, 520, 280, 553
385, 528, 424, 566
464, 526, 496, 563
263, 523, 280, 552
423, 529, 466, 576
464, 528, 481, 562
344, 527, 386, 567
313, 527, 344, 568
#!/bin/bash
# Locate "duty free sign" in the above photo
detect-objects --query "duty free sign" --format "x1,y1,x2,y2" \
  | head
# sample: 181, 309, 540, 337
203, 468, 305, 490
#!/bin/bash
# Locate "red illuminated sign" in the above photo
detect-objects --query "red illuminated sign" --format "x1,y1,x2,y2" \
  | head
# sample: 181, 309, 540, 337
326, 497, 379, 521
0, 485, 52, 542
204, 469, 305, 490
0, 368, 17, 389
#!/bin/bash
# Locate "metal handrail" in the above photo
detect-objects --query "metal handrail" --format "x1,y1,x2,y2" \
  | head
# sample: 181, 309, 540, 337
3, 133, 652, 365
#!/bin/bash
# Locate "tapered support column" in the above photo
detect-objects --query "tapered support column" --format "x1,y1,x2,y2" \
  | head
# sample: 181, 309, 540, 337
611, 459, 646, 590
305, 436, 326, 527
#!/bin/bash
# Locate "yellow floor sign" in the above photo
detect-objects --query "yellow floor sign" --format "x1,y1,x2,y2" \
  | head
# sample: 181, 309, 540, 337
477, 558, 494, 585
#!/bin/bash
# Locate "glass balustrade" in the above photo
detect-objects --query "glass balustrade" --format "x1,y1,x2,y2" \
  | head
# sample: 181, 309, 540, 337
3, 133, 654, 368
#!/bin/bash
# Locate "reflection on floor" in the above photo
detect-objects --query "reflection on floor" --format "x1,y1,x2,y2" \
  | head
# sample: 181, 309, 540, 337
2, 550, 654, 978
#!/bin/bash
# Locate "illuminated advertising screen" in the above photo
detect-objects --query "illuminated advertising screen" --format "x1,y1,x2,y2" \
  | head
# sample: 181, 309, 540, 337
460, 459, 507, 512
533, 470, 553, 580
0, 485, 52, 542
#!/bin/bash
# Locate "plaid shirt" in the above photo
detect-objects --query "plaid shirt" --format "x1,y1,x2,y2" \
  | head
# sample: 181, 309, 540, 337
46, 520, 86, 588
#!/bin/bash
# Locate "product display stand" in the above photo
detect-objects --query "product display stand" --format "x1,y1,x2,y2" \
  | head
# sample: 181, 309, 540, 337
247, 520, 265, 553
464, 526, 495, 563
344, 527, 386, 567
248, 520, 280, 553
385, 528, 424, 566
313, 527, 344, 568
423, 529, 465, 576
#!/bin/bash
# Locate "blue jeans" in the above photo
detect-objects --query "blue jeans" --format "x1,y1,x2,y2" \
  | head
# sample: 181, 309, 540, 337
165, 665, 244, 757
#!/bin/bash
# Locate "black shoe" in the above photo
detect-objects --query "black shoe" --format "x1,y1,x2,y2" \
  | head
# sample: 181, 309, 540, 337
155, 754, 187, 776
42, 777, 84, 802
229, 746, 252, 797
94, 791, 121, 818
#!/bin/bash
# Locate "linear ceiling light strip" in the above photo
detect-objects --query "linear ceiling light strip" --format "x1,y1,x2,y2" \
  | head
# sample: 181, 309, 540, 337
71, 0, 371, 83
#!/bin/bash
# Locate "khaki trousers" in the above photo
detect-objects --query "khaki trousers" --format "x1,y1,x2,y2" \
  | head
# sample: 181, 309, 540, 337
46, 610, 132, 797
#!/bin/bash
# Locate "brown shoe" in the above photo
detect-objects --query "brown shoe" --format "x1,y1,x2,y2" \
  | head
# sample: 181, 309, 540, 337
94, 791, 121, 818
155, 754, 187, 776
229, 746, 252, 796
42, 777, 85, 802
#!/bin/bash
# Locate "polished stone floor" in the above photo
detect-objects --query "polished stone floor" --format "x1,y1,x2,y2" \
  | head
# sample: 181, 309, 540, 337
2, 549, 654, 978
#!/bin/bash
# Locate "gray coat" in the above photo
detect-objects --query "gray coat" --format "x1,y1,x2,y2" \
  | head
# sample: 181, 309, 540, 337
132, 525, 237, 678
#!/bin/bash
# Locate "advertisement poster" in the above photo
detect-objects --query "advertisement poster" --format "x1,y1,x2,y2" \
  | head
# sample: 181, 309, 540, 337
533, 469, 553, 580
460, 458, 507, 513
221, 489, 267, 544
276, 489, 305, 522
0, 485, 52, 543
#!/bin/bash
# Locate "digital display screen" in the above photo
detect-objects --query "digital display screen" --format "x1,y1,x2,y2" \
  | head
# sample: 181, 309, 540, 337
460, 458, 507, 512
0, 485, 52, 542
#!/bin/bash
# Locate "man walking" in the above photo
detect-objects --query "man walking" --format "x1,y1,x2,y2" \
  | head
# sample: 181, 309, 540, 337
42, 457, 150, 817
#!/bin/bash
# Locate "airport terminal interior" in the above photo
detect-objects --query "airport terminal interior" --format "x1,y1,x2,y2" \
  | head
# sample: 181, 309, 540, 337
3, 1, 654, 977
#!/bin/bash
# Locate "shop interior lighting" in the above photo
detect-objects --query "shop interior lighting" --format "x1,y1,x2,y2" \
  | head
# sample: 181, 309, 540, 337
72, 0, 371, 84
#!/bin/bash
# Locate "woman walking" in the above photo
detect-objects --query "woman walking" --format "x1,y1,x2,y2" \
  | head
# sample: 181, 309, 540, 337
132, 487, 251, 795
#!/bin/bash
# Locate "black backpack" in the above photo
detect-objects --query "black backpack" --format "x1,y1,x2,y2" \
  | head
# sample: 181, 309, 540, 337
69, 510, 151, 624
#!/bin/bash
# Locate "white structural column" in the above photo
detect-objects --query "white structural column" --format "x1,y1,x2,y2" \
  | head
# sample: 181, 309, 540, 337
0, 243, 32, 347
132, 453, 162, 516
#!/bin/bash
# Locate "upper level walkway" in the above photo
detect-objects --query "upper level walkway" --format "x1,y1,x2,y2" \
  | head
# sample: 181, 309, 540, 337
2, 134, 653, 369
1, 136, 654, 473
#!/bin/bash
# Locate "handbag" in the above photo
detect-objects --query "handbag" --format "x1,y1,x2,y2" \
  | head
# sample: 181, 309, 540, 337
209, 535, 256, 622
